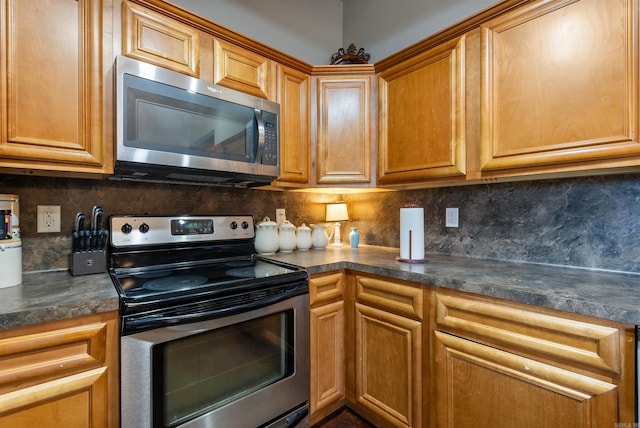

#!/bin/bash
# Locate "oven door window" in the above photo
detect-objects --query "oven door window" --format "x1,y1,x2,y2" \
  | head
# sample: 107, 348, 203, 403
124, 73, 257, 163
153, 310, 294, 427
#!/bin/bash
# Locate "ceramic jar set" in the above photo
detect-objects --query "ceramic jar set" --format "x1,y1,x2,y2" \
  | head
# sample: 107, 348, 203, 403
254, 217, 335, 255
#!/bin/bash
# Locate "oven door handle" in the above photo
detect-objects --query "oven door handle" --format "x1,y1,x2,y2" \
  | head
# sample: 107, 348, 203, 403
124, 287, 305, 333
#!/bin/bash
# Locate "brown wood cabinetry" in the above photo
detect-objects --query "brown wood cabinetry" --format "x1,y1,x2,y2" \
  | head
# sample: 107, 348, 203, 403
272, 64, 311, 187
309, 270, 634, 428
378, 36, 467, 187
478, 0, 640, 180
211, 38, 277, 101
0, 311, 119, 428
312, 68, 376, 187
309, 272, 346, 425
377, 0, 640, 188
348, 273, 423, 428
122, 0, 199, 76
0, 0, 113, 176
431, 291, 635, 427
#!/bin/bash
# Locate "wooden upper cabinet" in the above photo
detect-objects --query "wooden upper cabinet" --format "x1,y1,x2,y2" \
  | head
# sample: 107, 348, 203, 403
212, 39, 276, 100
378, 36, 467, 187
0, 0, 112, 175
122, 0, 199, 76
480, 0, 640, 177
273, 65, 311, 186
315, 72, 375, 186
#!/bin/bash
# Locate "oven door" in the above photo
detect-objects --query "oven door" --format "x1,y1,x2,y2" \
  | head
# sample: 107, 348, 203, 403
121, 292, 309, 428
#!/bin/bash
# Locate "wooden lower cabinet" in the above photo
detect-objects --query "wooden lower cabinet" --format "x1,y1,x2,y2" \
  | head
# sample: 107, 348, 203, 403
309, 272, 635, 428
0, 311, 119, 428
348, 273, 423, 428
309, 272, 346, 425
431, 291, 635, 428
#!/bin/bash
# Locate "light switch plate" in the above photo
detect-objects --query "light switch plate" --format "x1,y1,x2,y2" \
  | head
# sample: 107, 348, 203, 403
445, 208, 459, 228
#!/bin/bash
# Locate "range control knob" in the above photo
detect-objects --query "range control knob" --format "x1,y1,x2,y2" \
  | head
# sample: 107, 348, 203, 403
230, 221, 238, 230
121, 223, 133, 234
138, 223, 150, 233
241, 221, 250, 229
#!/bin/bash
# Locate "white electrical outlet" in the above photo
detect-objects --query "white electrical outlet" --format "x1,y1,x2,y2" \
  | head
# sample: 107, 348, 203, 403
276, 208, 286, 224
37, 205, 61, 233
445, 208, 459, 228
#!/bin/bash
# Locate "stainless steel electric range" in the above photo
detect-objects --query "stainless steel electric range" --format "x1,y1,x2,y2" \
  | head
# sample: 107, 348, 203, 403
108, 215, 309, 428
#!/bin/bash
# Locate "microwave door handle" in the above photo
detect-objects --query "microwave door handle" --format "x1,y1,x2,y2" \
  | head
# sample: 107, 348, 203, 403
254, 108, 265, 163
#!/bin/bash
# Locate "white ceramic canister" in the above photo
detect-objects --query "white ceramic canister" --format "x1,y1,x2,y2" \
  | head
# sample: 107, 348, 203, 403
254, 217, 279, 255
278, 220, 296, 252
0, 194, 19, 238
295, 223, 312, 251
0, 238, 22, 288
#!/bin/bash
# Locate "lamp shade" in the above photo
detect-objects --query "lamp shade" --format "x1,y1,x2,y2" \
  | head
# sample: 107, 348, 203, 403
325, 202, 349, 222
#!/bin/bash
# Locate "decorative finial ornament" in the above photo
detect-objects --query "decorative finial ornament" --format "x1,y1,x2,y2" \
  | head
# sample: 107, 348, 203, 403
330, 43, 370, 64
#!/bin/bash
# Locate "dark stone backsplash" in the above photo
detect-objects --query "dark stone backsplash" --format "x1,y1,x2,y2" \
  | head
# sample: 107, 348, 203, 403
2, 173, 640, 273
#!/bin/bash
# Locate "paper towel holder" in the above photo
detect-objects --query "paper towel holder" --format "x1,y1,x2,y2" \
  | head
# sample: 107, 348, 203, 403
396, 204, 428, 263
395, 230, 429, 264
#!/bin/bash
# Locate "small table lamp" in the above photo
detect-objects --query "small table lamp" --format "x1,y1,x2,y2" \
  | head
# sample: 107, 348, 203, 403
325, 202, 349, 247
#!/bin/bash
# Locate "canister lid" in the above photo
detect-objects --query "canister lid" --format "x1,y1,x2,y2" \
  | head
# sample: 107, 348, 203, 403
0, 238, 21, 249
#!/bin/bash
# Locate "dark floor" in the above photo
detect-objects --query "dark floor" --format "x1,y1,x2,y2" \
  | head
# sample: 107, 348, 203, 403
313, 408, 376, 428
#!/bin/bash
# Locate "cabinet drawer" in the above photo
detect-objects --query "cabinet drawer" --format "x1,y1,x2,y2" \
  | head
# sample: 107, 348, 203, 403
434, 292, 620, 375
0, 321, 108, 393
310, 272, 344, 306
355, 275, 422, 320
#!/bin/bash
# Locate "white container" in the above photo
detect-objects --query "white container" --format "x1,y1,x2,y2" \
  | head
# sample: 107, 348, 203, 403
0, 239, 22, 288
399, 207, 425, 261
278, 220, 296, 253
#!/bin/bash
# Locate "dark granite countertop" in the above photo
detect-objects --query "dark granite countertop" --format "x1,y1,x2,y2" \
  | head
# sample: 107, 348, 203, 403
268, 245, 640, 326
0, 270, 118, 330
2, 245, 639, 331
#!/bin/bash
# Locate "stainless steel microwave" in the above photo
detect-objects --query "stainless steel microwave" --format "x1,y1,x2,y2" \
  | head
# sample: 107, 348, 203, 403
113, 56, 280, 187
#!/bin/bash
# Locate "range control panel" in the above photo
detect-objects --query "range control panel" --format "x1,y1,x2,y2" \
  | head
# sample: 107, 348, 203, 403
110, 215, 254, 248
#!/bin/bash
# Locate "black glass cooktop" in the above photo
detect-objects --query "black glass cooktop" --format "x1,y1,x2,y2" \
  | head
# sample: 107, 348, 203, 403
111, 258, 303, 300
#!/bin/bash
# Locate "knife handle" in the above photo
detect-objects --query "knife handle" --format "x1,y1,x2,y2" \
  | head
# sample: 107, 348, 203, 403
72, 231, 79, 253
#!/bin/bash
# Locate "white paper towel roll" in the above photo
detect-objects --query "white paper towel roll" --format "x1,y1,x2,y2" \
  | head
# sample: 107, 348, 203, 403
400, 207, 424, 260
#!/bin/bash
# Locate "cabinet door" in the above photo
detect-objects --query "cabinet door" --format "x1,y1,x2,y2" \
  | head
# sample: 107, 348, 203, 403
480, 0, 640, 176
0, 311, 119, 428
315, 75, 373, 185
355, 303, 421, 428
309, 272, 345, 424
122, 0, 200, 76
351, 274, 423, 428
434, 331, 619, 428
432, 291, 635, 426
0, 0, 112, 175
212, 38, 276, 100
273, 65, 310, 186
310, 302, 345, 419
378, 36, 466, 186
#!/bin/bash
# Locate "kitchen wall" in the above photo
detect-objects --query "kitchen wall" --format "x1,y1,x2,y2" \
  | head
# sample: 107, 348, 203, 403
342, 0, 499, 62
169, 0, 501, 64
4, 172, 640, 274
170, 0, 343, 65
